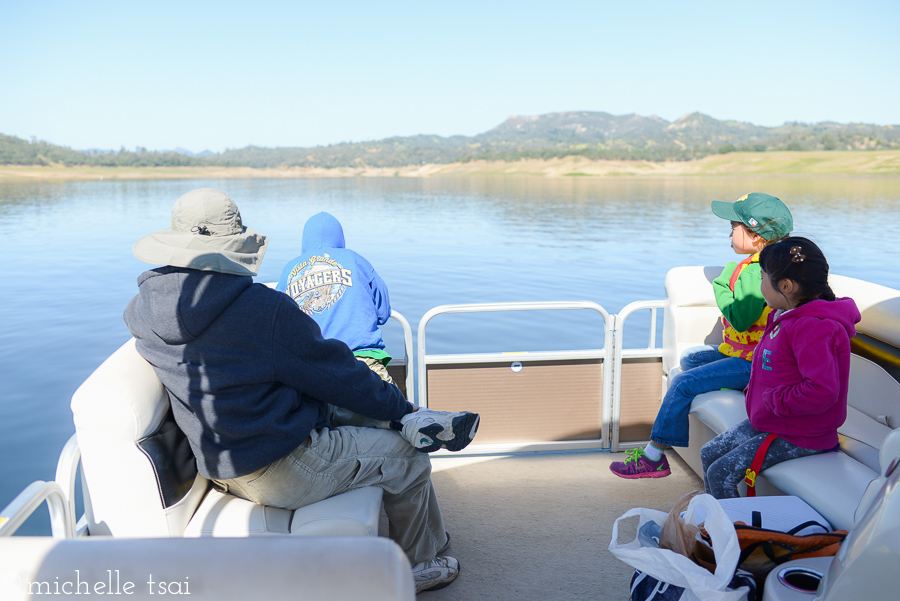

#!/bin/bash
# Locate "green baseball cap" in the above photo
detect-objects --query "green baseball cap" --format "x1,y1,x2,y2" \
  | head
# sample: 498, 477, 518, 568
711, 192, 793, 241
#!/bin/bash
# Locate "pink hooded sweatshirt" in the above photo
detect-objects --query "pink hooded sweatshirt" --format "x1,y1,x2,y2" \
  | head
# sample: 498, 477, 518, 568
745, 296, 861, 450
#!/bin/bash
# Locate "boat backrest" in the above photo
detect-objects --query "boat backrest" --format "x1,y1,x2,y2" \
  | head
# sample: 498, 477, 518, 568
854, 427, 900, 522
70, 338, 208, 536
662, 265, 724, 374
831, 274, 900, 350
0, 536, 414, 601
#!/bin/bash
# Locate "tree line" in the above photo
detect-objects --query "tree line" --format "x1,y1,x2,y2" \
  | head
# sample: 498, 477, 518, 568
2, 122, 897, 169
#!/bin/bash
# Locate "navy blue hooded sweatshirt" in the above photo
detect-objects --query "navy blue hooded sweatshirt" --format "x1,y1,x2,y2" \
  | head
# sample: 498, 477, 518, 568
276, 212, 390, 357
124, 266, 413, 480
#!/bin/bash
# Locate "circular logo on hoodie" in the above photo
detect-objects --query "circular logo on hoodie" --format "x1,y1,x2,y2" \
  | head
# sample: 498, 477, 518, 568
285, 254, 353, 315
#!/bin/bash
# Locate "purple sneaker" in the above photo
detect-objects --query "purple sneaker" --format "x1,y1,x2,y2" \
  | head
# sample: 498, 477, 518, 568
609, 448, 671, 479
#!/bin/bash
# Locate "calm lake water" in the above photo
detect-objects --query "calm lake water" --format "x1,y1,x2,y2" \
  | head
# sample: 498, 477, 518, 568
2, 175, 899, 533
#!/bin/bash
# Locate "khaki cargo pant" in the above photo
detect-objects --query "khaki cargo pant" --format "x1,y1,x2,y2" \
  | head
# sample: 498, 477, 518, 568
213, 425, 447, 563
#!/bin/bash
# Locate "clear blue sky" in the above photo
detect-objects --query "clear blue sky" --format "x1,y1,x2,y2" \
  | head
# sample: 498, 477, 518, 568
2, 0, 898, 153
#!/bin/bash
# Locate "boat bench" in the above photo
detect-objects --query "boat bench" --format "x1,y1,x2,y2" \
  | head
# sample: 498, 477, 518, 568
0, 536, 414, 601
71, 337, 384, 539
662, 266, 900, 530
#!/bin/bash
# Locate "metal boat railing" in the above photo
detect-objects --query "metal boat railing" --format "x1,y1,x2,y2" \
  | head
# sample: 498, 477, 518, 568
0, 432, 80, 538
609, 300, 665, 452
0, 481, 73, 538
389, 310, 415, 401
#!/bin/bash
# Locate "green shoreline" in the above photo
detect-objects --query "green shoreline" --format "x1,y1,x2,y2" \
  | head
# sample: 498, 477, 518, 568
2, 150, 900, 180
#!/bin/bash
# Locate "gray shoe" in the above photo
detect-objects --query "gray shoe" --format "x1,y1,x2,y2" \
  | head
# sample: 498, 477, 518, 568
412, 555, 460, 593
399, 409, 480, 453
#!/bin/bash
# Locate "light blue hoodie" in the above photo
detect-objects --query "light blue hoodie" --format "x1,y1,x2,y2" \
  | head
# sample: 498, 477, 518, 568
276, 212, 391, 359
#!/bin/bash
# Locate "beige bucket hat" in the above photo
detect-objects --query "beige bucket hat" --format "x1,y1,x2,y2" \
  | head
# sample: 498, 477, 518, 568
133, 188, 267, 276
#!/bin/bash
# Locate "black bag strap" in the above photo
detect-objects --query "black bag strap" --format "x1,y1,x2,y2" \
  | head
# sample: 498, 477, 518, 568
786, 520, 831, 535
745, 512, 830, 535
738, 539, 794, 567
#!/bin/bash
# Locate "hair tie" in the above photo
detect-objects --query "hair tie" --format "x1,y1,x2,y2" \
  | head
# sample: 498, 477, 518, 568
790, 246, 806, 263
191, 225, 211, 236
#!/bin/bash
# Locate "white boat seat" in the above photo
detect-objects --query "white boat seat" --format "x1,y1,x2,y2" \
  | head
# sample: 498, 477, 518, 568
184, 486, 382, 537
663, 266, 900, 531
687, 385, 747, 434
837, 405, 892, 472
0, 536, 414, 601
71, 337, 382, 539
761, 452, 878, 531
854, 427, 900, 523
687, 381, 890, 474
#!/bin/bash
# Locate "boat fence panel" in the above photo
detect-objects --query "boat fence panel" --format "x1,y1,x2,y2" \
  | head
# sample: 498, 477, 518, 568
610, 300, 666, 453
417, 302, 613, 453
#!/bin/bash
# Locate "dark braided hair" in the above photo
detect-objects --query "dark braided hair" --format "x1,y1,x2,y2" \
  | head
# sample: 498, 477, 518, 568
759, 236, 836, 306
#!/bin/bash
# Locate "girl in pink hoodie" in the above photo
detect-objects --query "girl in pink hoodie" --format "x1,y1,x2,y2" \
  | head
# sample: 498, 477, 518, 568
701, 237, 861, 499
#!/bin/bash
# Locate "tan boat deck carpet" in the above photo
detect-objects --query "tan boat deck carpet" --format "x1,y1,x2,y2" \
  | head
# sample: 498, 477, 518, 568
381, 450, 704, 600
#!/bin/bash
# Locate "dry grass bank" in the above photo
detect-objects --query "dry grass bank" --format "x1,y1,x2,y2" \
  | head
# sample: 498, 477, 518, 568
2, 150, 899, 181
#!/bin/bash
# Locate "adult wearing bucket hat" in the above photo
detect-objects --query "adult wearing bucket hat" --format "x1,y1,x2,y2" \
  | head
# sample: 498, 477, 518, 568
125, 188, 462, 592
132, 188, 267, 276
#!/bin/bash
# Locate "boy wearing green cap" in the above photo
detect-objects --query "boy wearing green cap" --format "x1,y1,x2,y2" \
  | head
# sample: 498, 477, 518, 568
611, 192, 793, 479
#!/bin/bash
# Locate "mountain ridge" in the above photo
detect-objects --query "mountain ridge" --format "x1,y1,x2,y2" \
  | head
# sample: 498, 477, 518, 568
3, 111, 898, 168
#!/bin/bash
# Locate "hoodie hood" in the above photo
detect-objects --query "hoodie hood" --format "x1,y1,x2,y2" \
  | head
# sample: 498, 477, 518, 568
301, 212, 346, 254
125, 267, 252, 344
776, 296, 861, 338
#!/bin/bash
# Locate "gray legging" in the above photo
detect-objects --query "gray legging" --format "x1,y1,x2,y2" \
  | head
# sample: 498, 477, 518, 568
701, 419, 828, 499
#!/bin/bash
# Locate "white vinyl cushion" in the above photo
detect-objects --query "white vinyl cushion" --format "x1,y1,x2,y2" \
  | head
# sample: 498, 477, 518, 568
831, 274, 900, 349
762, 452, 878, 532
291, 486, 383, 537
184, 490, 292, 536
71, 338, 208, 537
838, 406, 892, 472
689, 388, 747, 434
0, 536, 414, 601
854, 428, 900, 523
662, 266, 723, 374
184, 487, 383, 538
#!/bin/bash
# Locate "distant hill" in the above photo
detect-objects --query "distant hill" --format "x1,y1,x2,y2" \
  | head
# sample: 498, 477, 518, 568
3, 112, 898, 168
170, 147, 216, 157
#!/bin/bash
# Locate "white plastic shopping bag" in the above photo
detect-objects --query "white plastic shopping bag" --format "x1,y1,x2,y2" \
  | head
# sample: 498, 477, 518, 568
609, 493, 748, 601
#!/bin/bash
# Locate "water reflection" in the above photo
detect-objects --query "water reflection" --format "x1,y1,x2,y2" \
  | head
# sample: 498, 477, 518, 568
0, 175, 898, 528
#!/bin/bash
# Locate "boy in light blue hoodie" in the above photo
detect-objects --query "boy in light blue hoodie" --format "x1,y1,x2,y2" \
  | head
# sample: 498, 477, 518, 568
277, 212, 393, 382
277, 212, 480, 446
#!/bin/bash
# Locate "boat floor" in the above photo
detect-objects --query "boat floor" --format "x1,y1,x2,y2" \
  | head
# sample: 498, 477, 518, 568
405, 449, 704, 600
